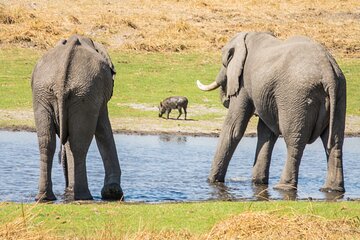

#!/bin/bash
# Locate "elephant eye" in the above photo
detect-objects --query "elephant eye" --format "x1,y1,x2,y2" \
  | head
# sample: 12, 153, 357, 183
226, 48, 235, 66
222, 48, 235, 68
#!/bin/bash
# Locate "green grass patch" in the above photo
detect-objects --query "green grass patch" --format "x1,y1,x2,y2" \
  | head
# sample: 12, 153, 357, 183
0, 48, 359, 120
0, 48, 41, 109
1, 201, 359, 238
0, 48, 222, 122
109, 52, 221, 120
340, 58, 360, 115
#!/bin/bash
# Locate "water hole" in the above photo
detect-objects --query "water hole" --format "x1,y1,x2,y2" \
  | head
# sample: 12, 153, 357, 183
0, 131, 359, 202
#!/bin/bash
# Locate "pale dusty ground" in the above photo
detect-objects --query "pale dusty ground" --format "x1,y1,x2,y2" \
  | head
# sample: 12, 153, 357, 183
1, 106, 360, 137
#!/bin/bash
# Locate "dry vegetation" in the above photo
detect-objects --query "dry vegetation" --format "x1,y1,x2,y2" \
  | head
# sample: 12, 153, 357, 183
0, 206, 50, 240
129, 213, 360, 239
206, 212, 360, 240
1, 210, 360, 240
0, 0, 359, 57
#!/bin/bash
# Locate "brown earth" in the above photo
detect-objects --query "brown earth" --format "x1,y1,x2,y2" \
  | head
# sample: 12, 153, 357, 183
0, 0, 359, 57
1, 108, 360, 137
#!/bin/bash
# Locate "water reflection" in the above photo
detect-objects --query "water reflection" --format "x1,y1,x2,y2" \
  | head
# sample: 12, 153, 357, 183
252, 185, 270, 201
209, 182, 236, 201
159, 135, 187, 143
321, 191, 345, 201
275, 189, 298, 201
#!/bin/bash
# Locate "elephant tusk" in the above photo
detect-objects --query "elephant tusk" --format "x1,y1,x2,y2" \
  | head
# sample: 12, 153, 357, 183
196, 80, 221, 91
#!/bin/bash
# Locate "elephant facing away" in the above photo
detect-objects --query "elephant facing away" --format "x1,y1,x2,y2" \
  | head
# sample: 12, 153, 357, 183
197, 32, 346, 192
32, 35, 123, 201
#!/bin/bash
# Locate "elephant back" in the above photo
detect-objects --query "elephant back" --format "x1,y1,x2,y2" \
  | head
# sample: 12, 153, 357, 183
31, 35, 115, 145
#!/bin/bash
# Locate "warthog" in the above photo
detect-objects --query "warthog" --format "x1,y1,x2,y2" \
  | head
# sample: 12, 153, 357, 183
158, 96, 188, 120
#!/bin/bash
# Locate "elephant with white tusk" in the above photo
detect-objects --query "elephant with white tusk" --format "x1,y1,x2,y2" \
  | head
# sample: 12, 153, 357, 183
197, 32, 346, 192
32, 35, 123, 201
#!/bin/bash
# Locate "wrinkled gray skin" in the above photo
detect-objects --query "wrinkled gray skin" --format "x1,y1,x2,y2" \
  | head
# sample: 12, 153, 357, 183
197, 32, 346, 192
32, 35, 123, 201
158, 96, 188, 120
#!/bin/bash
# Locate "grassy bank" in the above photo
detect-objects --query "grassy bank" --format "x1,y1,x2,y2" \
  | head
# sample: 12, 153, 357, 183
1, 48, 360, 135
1, 201, 360, 239
0, 48, 222, 113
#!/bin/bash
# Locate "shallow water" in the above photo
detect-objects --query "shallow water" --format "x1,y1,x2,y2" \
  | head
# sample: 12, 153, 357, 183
0, 130, 359, 202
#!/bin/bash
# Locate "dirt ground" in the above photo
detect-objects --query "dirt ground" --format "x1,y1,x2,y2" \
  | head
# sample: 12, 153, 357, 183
1, 108, 360, 137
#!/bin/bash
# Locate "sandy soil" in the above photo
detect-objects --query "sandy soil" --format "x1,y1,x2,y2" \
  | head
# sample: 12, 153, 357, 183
1, 108, 360, 137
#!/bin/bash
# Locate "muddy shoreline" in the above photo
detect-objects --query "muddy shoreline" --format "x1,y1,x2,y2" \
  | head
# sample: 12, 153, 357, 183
1, 125, 359, 138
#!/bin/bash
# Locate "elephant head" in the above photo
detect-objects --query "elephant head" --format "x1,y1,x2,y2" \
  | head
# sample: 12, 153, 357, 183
197, 32, 248, 108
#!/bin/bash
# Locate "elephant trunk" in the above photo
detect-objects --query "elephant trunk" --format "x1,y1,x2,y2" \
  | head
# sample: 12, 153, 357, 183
197, 67, 227, 91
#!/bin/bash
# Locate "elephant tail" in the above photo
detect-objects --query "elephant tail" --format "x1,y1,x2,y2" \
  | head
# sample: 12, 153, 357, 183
326, 85, 336, 151
56, 36, 83, 146
57, 68, 69, 186
324, 50, 345, 152
57, 40, 79, 146
57, 96, 68, 145
58, 144, 69, 188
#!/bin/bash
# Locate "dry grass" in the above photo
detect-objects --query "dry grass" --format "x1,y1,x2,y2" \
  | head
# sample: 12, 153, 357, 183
0, 0, 359, 57
122, 212, 360, 239
206, 212, 360, 240
1, 210, 360, 240
0, 204, 54, 240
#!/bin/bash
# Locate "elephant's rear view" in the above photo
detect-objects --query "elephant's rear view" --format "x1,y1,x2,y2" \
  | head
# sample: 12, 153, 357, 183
32, 35, 123, 201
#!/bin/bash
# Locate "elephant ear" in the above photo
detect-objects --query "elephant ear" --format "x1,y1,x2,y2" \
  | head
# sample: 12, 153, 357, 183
93, 42, 116, 78
55, 39, 67, 46
220, 84, 230, 108
223, 32, 248, 97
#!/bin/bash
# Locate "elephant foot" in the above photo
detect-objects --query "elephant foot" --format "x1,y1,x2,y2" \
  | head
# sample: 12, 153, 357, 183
207, 174, 225, 184
64, 187, 93, 201
35, 191, 56, 202
101, 183, 124, 201
273, 183, 297, 191
252, 177, 269, 185
320, 185, 345, 193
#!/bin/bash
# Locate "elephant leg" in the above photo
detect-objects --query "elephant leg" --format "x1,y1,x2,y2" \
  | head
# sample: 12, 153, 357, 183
34, 104, 57, 201
166, 109, 171, 119
95, 105, 123, 200
208, 90, 254, 183
177, 108, 182, 119
320, 130, 345, 192
252, 119, 278, 184
65, 107, 99, 200
184, 107, 187, 120
274, 138, 306, 191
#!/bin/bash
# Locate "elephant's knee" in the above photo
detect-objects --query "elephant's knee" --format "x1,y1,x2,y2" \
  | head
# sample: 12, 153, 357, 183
231, 122, 244, 142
